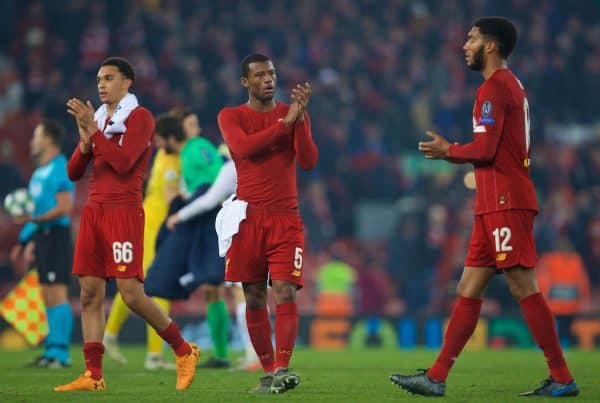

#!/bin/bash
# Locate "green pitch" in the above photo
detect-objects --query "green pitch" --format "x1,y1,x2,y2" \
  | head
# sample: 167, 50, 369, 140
0, 347, 597, 402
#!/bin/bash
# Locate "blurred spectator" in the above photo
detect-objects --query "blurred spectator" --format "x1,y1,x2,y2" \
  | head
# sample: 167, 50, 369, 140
0, 55, 24, 124
314, 252, 356, 317
537, 238, 591, 344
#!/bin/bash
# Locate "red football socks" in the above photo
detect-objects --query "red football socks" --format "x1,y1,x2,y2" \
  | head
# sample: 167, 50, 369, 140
246, 307, 275, 373
428, 296, 482, 382
520, 292, 573, 383
158, 321, 191, 356
83, 342, 104, 380
274, 302, 298, 370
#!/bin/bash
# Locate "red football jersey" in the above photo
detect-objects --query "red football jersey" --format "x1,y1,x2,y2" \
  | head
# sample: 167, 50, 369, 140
68, 106, 154, 205
448, 69, 538, 214
218, 102, 318, 210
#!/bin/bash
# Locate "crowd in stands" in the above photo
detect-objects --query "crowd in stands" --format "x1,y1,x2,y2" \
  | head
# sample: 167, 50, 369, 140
1, 0, 599, 316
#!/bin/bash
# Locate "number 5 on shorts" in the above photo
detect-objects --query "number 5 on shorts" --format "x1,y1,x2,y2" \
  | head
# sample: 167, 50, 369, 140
294, 247, 303, 270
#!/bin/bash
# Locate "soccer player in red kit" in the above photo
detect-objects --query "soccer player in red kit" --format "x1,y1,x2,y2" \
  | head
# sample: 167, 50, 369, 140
390, 18, 579, 397
55, 57, 199, 392
217, 53, 317, 394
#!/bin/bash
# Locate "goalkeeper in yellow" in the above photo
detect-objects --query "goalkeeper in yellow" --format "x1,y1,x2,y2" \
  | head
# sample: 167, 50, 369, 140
103, 113, 182, 370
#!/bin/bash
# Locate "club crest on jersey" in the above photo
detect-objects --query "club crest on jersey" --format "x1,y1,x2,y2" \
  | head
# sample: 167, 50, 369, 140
479, 101, 495, 125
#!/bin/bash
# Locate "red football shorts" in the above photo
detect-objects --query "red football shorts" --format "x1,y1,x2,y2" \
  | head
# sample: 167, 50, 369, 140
465, 209, 538, 270
72, 203, 145, 280
224, 206, 305, 288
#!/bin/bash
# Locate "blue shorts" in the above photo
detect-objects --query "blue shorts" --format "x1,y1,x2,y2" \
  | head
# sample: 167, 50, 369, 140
145, 190, 224, 300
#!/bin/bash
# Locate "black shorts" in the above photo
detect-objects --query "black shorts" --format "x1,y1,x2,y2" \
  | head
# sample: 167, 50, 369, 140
33, 225, 73, 285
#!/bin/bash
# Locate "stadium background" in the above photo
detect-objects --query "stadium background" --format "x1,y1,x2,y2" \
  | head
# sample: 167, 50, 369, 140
0, 0, 599, 351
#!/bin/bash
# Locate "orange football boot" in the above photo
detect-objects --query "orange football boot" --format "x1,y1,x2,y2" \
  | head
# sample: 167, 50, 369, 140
54, 370, 106, 392
175, 343, 200, 390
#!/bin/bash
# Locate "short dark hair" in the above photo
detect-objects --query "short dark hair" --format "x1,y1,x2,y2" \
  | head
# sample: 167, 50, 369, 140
241, 53, 271, 78
101, 57, 136, 84
155, 113, 185, 142
474, 17, 518, 59
168, 107, 196, 121
40, 119, 65, 146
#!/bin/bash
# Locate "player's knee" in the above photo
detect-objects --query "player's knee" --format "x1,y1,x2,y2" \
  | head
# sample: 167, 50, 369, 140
456, 280, 469, 297
245, 294, 267, 309
231, 287, 245, 304
116, 279, 146, 308
508, 282, 537, 300
203, 285, 220, 303
205, 294, 220, 304
508, 283, 525, 300
119, 287, 142, 309
506, 272, 539, 300
80, 287, 103, 308
272, 283, 296, 303
242, 283, 268, 308
42, 285, 67, 307
44, 293, 65, 308
456, 280, 484, 299
244, 288, 268, 309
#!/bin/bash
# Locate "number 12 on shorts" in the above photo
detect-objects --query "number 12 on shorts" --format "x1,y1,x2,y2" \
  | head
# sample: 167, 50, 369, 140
492, 227, 513, 252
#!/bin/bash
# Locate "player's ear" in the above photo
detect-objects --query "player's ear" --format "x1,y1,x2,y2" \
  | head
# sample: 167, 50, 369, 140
485, 40, 496, 55
240, 76, 249, 88
123, 78, 133, 92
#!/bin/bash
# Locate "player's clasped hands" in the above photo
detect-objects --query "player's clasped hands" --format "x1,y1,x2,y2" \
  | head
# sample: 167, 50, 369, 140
291, 82, 311, 108
66, 98, 98, 143
280, 82, 311, 125
418, 130, 451, 160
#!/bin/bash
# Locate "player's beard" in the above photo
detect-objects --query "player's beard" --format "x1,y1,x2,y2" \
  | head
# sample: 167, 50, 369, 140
258, 92, 274, 102
253, 88, 275, 103
468, 45, 484, 71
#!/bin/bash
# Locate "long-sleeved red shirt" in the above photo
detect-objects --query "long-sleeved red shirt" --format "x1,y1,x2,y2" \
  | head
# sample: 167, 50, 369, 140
67, 106, 154, 205
218, 102, 318, 211
448, 69, 538, 214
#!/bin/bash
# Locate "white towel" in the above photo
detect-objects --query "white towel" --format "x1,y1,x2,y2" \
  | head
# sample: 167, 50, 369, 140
215, 194, 248, 257
94, 93, 139, 141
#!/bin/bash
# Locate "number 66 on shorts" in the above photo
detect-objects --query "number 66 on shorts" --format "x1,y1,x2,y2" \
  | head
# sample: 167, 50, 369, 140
112, 242, 133, 264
